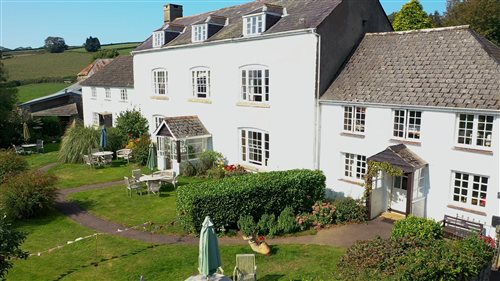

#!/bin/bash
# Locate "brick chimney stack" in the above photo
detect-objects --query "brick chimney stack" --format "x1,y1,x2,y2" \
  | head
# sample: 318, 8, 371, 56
164, 4, 183, 24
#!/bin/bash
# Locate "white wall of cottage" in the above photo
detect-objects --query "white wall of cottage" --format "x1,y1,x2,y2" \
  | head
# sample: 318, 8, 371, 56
319, 103, 500, 236
82, 87, 137, 127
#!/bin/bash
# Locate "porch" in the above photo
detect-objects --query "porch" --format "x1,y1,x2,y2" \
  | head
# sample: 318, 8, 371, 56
152, 116, 211, 173
367, 144, 428, 219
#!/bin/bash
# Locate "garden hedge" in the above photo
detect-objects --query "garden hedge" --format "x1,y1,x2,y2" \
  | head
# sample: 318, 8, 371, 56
177, 169, 326, 233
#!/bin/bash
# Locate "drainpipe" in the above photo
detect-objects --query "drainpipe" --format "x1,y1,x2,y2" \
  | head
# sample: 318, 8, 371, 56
312, 30, 321, 170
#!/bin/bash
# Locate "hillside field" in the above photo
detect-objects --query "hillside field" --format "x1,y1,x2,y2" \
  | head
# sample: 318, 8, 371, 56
2, 43, 139, 82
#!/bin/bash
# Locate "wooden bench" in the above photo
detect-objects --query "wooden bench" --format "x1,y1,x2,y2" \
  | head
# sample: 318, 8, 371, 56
442, 215, 484, 239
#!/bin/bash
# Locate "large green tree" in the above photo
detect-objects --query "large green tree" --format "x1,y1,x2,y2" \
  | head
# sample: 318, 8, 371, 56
44, 36, 68, 53
0, 62, 18, 148
84, 36, 101, 52
445, 0, 500, 45
115, 109, 149, 141
393, 0, 433, 31
0, 215, 28, 280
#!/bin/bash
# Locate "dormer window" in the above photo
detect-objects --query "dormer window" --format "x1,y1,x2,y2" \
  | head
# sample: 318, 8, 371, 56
192, 24, 207, 42
153, 31, 164, 48
244, 14, 265, 36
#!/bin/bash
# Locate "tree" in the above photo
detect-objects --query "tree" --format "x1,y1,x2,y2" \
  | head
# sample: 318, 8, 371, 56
115, 109, 149, 142
429, 11, 444, 27
393, 0, 434, 31
44, 36, 68, 53
444, 0, 500, 45
387, 12, 397, 23
84, 36, 101, 52
0, 62, 18, 148
91, 49, 119, 61
0, 215, 28, 280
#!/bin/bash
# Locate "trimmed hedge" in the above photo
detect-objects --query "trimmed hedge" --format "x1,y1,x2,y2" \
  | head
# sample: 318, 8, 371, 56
177, 169, 325, 233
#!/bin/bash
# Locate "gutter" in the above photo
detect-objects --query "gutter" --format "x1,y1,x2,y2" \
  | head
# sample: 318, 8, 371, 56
312, 29, 321, 170
318, 100, 500, 115
132, 28, 317, 55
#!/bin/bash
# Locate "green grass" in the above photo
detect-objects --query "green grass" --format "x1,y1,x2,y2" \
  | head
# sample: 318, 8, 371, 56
69, 177, 207, 235
2, 43, 139, 81
16, 83, 69, 103
25, 142, 60, 169
9, 211, 344, 280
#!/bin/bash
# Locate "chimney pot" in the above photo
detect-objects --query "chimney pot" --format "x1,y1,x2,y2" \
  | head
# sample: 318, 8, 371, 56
164, 4, 183, 24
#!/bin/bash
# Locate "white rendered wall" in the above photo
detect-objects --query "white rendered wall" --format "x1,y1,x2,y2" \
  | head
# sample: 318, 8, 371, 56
82, 87, 138, 126
133, 33, 319, 172
319, 103, 500, 236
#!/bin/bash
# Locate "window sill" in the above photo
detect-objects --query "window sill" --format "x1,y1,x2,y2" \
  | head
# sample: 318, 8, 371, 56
338, 178, 365, 187
452, 146, 493, 155
447, 204, 487, 216
340, 132, 365, 139
390, 138, 421, 146
104, 99, 111, 102
90, 98, 96, 100
119, 100, 128, 103
240, 163, 268, 173
236, 102, 270, 108
150, 95, 169, 101
188, 98, 212, 104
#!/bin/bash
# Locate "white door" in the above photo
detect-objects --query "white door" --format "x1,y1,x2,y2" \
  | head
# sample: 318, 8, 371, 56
390, 175, 408, 213
370, 172, 387, 219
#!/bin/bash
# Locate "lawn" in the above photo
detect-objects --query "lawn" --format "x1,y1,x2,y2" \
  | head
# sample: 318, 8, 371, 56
69, 176, 208, 234
3, 43, 139, 81
25, 142, 60, 169
9, 211, 344, 280
16, 82, 69, 103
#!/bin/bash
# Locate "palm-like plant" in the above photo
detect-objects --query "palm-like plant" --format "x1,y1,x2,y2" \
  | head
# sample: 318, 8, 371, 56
58, 121, 99, 163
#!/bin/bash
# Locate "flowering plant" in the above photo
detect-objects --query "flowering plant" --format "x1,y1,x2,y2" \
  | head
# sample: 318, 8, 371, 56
480, 235, 496, 248
296, 201, 336, 230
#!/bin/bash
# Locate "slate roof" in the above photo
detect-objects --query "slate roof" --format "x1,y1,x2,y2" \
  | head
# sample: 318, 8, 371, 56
31, 103, 78, 117
368, 144, 427, 173
135, 0, 343, 51
80, 56, 134, 88
154, 116, 210, 139
321, 26, 500, 111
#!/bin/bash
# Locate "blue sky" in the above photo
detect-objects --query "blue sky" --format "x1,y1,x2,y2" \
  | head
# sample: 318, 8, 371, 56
0, 0, 447, 49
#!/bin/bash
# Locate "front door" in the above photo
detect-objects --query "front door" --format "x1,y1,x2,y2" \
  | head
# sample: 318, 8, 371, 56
390, 175, 408, 213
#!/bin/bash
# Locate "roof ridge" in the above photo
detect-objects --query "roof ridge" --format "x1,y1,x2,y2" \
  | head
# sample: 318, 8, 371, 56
366, 25, 470, 36
173, 0, 259, 22
467, 29, 500, 64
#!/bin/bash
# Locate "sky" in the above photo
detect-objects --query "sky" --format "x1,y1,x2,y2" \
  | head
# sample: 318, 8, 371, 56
0, 0, 447, 49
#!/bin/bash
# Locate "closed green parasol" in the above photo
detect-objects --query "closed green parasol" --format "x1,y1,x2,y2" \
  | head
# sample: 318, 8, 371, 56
199, 216, 222, 277
146, 142, 157, 170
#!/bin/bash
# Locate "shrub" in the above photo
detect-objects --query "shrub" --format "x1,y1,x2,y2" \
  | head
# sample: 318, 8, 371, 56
273, 206, 300, 235
92, 49, 119, 60
115, 109, 149, 141
311, 201, 336, 227
180, 161, 197, 177
0, 150, 28, 184
0, 215, 28, 280
256, 213, 276, 236
237, 215, 256, 237
196, 150, 224, 175
105, 127, 124, 156
58, 122, 99, 163
177, 169, 325, 233
38, 116, 62, 139
334, 197, 366, 224
206, 167, 225, 179
131, 135, 151, 166
0, 171, 57, 220
391, 216, 443, 242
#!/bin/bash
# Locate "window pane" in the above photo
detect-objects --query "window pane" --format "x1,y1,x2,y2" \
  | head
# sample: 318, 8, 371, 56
476, 115, 493, 147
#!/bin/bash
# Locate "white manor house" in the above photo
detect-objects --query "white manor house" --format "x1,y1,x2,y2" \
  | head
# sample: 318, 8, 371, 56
80, 0, 500, 235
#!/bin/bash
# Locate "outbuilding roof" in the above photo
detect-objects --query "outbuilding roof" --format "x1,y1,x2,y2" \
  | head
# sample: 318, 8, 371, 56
135, 0, 343, 51
321, 26, 500, 111
80, 56, 134, 88
153, 116, 210, 140
368, 144, 427, 173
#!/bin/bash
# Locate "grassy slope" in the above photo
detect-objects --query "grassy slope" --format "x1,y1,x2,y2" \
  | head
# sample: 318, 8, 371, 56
25, 142, 60, 169
10, 211, 344, 280
16, 83, 68, 103
2, 43, 139, 81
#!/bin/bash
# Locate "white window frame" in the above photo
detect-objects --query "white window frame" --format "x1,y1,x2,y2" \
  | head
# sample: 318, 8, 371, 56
243, 14, 265, 36
105, 88, 111, 100
240, 128, 269, 167
456, 114, 494, 149
120, 88, 128, 101
153, 31, 164, 48
451, 171, 488, 208
191, 67, 210, 98
91, 87, 97, 99
343, 153, 367, 180
241, 66, 269, 103
192, 24, 208, 42
343, 106, 366, 133
393, 109, 422, 140
152, 69, 168, 95
153, 115, 165, 130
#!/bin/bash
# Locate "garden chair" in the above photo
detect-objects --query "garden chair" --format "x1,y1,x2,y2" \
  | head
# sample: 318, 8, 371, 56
83, 154, 99, 168
116, 149, 132, 163
100, 154, 113, 166
233, 254, 257, 281
124, 176, 142, 196
36, 139, 44, 153
12, 144, 26, 155
147, 180, 161, 196
132, 169, 142, 181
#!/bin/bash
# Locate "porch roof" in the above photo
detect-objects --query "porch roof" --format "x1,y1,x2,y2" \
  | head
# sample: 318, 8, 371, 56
153, 115, 210, 140
367, 144, 427, 173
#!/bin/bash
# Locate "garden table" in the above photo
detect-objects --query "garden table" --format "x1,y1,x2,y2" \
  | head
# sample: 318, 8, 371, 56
21, 144, 37, 153
92, 151, 113, 166
139, 174, 173, 195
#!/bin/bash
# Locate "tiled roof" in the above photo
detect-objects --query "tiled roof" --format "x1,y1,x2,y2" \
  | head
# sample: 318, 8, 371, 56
155, 116, 210, 139
321, 26, 500, 110
135, 0, 343, 51
80, 56, 134, 88
77, 59, 113, 77
31, 103, 78, 117
368, 144, 427, 173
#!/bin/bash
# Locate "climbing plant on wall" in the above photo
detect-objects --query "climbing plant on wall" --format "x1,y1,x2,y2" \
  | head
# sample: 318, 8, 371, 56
363, 161, 404, 216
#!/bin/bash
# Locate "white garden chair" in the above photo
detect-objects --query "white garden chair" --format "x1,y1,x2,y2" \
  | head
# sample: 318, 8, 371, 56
124, 176, 142, 196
